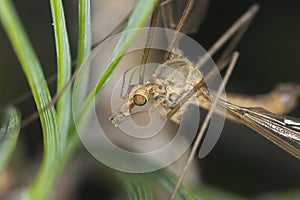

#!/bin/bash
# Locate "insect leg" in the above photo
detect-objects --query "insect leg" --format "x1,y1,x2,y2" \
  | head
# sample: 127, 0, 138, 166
162, 0, 197, 60
170, 52, 240, 200
161, 0, 209, 34
196, 4, 260, 67
139, 0, 161, 84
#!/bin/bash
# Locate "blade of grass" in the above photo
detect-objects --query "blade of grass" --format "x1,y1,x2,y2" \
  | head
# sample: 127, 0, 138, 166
116, 172, 153, 200
50, 0, 92, 179
50, 0, 72, 151
26, 2, 91, 198
0, 0, 60, 199
0, 107, 20, 174
76, 0, 91, 69
69, 0, 91, 140
148, 170, 198, 200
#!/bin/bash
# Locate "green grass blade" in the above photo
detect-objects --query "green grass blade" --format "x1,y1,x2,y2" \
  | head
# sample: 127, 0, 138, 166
50, 0, 72, 150
116, 172, 153, 200
69, 0, 91, 139
50, 0, 92, 183
76, 0, 91, 69
149, 170, 198, 200
0, 0, 60, 199
0, 107, 20, 174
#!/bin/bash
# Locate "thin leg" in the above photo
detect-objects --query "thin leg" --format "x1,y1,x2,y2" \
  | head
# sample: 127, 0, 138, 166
161, 0, 209, 34
4, 73, 57, 107
120, 67, 138, 99
166, 4, 260, 118
161, 0, 176, 30
21, 66, 82, 128
216, 9, 255, 64
139, 0, 161, 84
170, 52, 240, 200
197, 4, 259, 67
163, 0, 197, 60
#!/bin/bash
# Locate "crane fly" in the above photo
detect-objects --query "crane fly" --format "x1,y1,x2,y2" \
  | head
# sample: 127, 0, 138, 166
104, 1, 300, 199
3, 1, 300, 199
8, 1, 299, 152
108, 1, 300, 158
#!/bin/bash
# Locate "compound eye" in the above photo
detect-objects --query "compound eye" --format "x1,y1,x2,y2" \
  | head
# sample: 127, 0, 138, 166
133, 94, 147, 106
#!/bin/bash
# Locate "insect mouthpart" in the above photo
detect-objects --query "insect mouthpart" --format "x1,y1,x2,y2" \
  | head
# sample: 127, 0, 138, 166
109, 102, 134, 127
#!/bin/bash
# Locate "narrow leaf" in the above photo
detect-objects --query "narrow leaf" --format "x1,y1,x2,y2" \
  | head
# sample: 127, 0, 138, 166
68, 0, 91, 139
50, 0, 72, 150
63, 0, 92, 156
0, 1, 60, 199
76, 0, 91, 69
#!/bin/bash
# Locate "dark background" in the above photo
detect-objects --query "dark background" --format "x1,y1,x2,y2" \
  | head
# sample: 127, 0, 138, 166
0, 0, 299, 198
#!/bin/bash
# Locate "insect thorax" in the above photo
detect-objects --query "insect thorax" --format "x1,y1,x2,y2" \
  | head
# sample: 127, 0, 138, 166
145, 55, 203, 123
